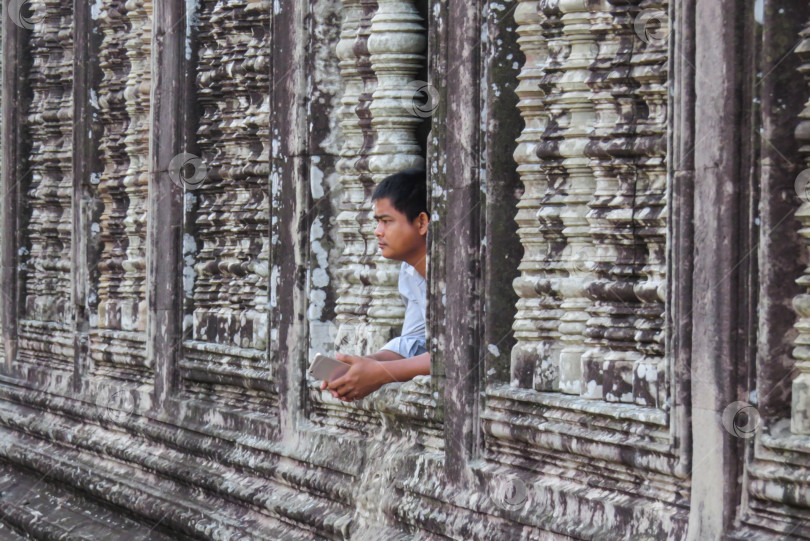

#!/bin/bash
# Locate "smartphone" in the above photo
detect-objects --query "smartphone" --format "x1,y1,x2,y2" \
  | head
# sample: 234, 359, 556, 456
308, 353, 350, 382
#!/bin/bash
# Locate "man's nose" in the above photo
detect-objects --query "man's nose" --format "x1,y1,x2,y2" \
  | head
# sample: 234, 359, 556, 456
374, 222, 384, 238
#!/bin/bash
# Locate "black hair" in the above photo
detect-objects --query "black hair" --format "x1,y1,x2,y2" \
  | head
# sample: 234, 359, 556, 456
371, 168, 428, 222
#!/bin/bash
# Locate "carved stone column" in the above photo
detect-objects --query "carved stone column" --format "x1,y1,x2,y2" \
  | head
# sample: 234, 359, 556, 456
96, 0, 129, 340
18, 0, 75, 369
554, 0, 598, 395
580, 0, 640, 401
93, 0, 152, 379
180, 0, 272, 402
511, 0, 558, 389
627, 0, 668, 408
512, 0, 572, 392
366, 0, 426, 343
791, 19, 810, 434
578, 0, 669, 405
121, 0, 151, 335
334, 0, 377, 353
334, 0, 426, 355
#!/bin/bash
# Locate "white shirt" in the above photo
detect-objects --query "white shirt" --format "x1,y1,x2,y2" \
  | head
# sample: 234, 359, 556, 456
381, 261, 427, 358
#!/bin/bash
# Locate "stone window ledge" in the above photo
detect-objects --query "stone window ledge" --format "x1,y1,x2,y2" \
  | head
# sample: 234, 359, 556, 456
306, 374, 440, 423
482, 383, 681, 474
759, 419, 810, 457
485, 383, 668, 426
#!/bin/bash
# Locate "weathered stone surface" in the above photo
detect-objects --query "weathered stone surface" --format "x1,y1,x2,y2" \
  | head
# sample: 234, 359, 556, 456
92, 0, 152, 380
181, 0, 273, 408
0, 0, 809, 539
511, 0, 667, 407
0, 461, 179, 540
19, 0, 75, 371
793, 16, 810, 436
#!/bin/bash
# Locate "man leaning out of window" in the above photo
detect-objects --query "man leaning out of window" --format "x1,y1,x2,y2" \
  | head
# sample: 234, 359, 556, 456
320, 168, 430, 402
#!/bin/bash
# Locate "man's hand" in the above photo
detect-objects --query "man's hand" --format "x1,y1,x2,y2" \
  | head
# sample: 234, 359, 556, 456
319, 352, 392, 402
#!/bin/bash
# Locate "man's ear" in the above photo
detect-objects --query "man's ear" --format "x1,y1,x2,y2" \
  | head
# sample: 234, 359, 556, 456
416, 212, 429, 236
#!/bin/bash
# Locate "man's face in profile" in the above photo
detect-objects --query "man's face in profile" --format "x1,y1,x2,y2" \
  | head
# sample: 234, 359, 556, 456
373, 197, 428, 262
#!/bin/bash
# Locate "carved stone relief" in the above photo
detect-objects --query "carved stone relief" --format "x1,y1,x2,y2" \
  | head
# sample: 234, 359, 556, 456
792, 17, 810, 434
511, 0, 668, 409
0, 0, 807, 539
92, 0, 152, 380
18, 0, 75, 370
181, 0, 273, 405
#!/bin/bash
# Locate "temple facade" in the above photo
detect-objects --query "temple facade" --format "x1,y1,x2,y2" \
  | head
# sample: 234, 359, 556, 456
0, 0, 808, 538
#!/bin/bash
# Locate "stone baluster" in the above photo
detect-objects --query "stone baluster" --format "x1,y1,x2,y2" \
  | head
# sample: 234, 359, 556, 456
511, 0, 558, 389
334, 0, 378, 354
96, 0, 130, 334
554, 0, 598, 395
357, 0, 379, 162
19, 0, 75, 367
573, 0, 669, 405
791, 19, 810, 434
580, 0, 640, 401
92, 0, 152, 376
188, 0, 271, 357
531, 1, 570, 391
628, 0, 669, 409
511, 0, 669, 407
511, 0, 569, 391
121, 0, 152, 333
95, 0, 152, 333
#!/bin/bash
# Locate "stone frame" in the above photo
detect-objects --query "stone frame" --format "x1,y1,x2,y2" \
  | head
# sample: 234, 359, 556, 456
427, 0, 696, 535
481, 0, 690, 456
731, 0, 810, 538
1, 0, 809, 538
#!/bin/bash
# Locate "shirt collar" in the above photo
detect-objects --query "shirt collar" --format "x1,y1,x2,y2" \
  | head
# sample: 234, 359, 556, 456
403, 262, 425, 284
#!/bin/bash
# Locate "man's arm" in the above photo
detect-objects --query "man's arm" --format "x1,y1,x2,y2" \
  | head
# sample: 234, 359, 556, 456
318, 350, 400, 394
322, 351, 430, 401
374, 352, 430, 383
367, 349, 405, 362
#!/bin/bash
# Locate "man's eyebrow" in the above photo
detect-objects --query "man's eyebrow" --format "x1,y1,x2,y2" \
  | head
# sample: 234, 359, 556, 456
373, 214, 392, 220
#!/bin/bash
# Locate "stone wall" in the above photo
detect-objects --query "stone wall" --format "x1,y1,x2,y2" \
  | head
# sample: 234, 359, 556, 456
0, 0, 807, 539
